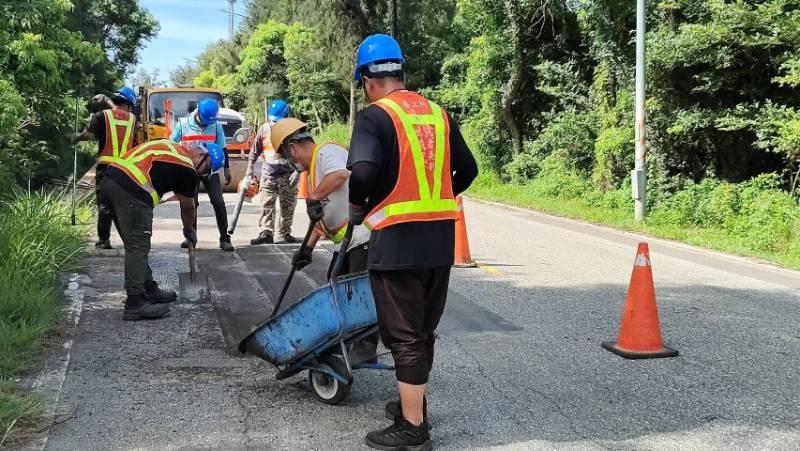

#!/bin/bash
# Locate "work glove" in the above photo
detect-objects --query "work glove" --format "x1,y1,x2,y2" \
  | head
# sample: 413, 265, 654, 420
349, 203, 369, 226
89, 94, 112, 113
69, 134, 79, 145
292, 247, 313, 270
289, 171, 300, 188
183, 228, 198, 247
306, 198, 325, 222
224, 168, 232, 185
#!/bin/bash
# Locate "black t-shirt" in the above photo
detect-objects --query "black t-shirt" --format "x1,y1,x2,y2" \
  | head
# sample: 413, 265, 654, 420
105, 163, 199, 207
347, 95, 479, 270
87, 112, 108, 156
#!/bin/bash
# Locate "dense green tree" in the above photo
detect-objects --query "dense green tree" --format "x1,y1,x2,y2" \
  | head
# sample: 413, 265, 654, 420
1, 0, 157, 185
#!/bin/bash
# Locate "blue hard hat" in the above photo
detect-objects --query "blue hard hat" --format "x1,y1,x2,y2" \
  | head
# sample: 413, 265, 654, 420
204, 142, 225, 172
113, 86, 137, 106
354, 34, 405, 81
267, 99, 290, 122
197, 98, 220, 125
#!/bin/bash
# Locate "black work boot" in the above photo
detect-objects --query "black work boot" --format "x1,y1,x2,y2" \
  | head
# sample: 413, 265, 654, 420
365, 418, 432, 451
123, 294, 170, 321
220, 235, 235, 252
282, 234, 296, 243
144, 281, 177, 304
385, 396, 428, 423
95, 239, 113, 250
250, 231, 273, 245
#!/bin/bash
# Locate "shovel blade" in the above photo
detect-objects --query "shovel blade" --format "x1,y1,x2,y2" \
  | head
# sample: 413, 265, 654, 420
178, 271, 208, 301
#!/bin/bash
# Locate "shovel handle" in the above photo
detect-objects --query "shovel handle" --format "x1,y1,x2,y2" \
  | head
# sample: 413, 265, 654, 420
270, 220, 317, 318
329, 223, 355, 282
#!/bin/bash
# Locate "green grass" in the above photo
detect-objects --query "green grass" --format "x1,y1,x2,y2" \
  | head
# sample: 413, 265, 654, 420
467, 172, 800, 270
0, 189, 89, 442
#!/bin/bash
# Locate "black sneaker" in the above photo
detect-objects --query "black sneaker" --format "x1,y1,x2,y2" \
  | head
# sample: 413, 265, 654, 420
144, 281, 177, 304
220, 235, 235, 252
123, 295, 170, 321
95, 240, 112, 250
181, 239, 190, 249
365, 418, 432, 451
282, 234, 296, 243
385, 397, 427, 422
250, 231, 274, 245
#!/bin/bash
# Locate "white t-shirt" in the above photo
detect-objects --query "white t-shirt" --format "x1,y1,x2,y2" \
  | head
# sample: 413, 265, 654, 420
311, 143, 371, 252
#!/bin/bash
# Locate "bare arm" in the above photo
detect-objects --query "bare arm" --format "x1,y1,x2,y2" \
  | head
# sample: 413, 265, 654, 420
176, 193, 196, 232
307, 229, 323, 249
75, 129, 95, 142
308, 170, 349, 201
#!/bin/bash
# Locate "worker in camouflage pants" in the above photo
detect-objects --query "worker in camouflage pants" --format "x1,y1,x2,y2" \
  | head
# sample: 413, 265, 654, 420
257, 171, 298, 243
249, 99, 299, 245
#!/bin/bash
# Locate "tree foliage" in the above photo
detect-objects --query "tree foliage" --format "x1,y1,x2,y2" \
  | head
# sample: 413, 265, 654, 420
1, 0, 157, 184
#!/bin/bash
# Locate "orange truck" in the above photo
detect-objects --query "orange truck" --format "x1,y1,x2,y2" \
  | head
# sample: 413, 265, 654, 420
136, 86, 256, 191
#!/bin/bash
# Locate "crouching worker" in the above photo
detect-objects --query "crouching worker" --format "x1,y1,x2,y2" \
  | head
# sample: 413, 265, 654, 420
270, 118, 377, 362
99, 139, 222, 321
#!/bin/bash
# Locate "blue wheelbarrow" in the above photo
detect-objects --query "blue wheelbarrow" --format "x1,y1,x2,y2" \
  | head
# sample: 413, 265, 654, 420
238, 223, 393, 404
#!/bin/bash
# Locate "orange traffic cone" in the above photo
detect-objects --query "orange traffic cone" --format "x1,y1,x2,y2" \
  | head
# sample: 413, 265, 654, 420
602, 243, 678, 359
297, 171, 309, 199
453, 196, 477, 268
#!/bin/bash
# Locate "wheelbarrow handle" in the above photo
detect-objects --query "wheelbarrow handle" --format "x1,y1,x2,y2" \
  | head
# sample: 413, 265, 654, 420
329, 223, 355, 282
270, 220, 318, 318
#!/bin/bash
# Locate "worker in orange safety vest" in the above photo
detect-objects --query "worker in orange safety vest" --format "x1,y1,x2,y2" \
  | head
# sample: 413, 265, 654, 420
347, 34, 479, 451
72, 86, 138, 250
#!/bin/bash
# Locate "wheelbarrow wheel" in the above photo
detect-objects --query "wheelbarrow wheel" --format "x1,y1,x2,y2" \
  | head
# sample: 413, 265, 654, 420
308, 356, 351, 405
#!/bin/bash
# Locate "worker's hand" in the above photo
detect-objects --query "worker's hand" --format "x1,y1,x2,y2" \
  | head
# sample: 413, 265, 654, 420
292, 247, 313, 270
183, 228, 198, 247
306, 198, 325, 222
289, 171, 300, 187
69, 134, 79, 145
223, 168, 232, 185
89, 94, 112, 112
349, 203, 369, 226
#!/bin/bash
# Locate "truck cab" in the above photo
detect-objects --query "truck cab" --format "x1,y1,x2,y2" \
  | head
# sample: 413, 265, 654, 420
136, 87, 254, 190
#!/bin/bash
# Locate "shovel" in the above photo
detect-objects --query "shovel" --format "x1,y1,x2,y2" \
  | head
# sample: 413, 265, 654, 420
270, 220, 318, 318
178, 242, 208, 300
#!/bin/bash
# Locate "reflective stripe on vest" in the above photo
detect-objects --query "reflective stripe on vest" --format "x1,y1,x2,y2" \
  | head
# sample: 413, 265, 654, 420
111, 140, 194, 205
364, 95, 458, 230
181, 134, 217, 142
98, 109, 135, 164
308, 142, 348, 243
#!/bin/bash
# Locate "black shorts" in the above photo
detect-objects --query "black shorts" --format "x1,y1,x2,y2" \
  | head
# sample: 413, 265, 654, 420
369, 266, 451, 385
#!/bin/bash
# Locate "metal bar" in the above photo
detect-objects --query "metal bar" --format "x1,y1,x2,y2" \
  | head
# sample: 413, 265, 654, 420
270, 220, 318, 317
633, 0, 648, 224
71, 96, 79, 226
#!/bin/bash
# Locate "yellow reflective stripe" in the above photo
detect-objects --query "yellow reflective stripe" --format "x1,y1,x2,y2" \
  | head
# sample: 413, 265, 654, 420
113, 159, 160, 205
376, 98, 447, 204
104, 110, 135, 158
383, 198, 457, 216
308, 143, 323, 190
129, 150, 192, 166
113, 141, 192, 206
364, 199, 458, 230
329, 224, 348, 243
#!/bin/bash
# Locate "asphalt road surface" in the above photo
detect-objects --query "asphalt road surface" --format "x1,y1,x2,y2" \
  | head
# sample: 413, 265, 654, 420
22, 193, 800, 450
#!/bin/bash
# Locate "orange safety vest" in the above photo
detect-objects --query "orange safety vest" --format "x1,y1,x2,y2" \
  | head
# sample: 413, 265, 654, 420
308, 142, 349, 243
98, 109, 136, 164
364, 91, 458, 230
108, 139, 196, 206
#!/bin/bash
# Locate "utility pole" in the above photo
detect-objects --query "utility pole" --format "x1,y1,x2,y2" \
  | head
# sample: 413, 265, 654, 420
388, 0, 398, 38
632, 0, 647, 224
227, 0, 236, 39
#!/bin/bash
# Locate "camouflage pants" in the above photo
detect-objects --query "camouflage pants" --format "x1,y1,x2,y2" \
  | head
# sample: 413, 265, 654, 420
259, 173, 298, 237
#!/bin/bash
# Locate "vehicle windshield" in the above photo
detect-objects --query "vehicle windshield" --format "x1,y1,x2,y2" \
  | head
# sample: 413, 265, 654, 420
147, 91, 224, 125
